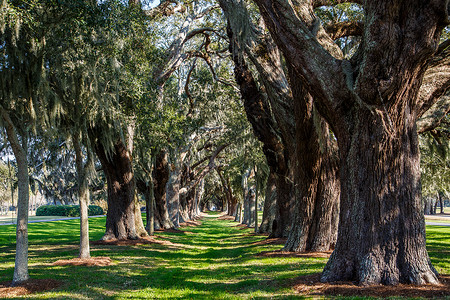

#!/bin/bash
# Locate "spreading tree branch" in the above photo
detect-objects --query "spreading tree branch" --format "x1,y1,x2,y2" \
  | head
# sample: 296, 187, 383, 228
324, 21, 363, 39
417, 40, 450, 132
313, 0, 363, 8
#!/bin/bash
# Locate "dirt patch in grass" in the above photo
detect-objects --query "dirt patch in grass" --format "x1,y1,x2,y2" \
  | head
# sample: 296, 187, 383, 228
252, 238, 287, 246
257, 249, 331, 258
92, 236, 179, 247
0, 279, 62, 298
179, 220, 202, 227
155, 228, 195, 234
292, 273, 450, 298
218, 215, 235, 220
52, 256, 112, 267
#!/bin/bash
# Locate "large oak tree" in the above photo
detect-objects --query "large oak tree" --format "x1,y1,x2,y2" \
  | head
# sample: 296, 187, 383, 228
253, 0, 449, 285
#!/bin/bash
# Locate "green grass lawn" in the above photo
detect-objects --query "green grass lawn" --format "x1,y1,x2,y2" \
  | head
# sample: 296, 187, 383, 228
0, 214, 449, 299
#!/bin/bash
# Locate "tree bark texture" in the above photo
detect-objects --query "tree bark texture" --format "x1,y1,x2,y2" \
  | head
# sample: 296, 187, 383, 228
134, 194, 148, 237
166, 164, 181, 227
283, 70, 340, 252
94, 138, 137, 240
253, 0, 447, 285
322, 108, 438, 285
153, 150, 173, 229
259, 171, 277, 233
137, 178, 155, 235
227, 24, 294, 236
271, 171, 295, 238
2, 111, 29, 285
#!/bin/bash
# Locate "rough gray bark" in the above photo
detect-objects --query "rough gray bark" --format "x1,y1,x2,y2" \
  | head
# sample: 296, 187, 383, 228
93, 137, 137, 240
283, 69, 340, 252
259, 172, 277, 233
222, 2, 296, 237
134, 194, 148, 237
137, 178, 155, 235
234, 203, 242, 222
166, 164, 181, 227
73, 132, 90, 259
153, 150, 173, 229
2, 110, 29, 285
253, 0, 447, 285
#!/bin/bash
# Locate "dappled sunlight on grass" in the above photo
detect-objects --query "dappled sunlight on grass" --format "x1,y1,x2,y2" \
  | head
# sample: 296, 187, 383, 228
0, 214, 448, 299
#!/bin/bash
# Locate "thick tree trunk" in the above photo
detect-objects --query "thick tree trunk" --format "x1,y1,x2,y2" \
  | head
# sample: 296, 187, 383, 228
259, 171, 277, 233
284, 72, 340, 252
94, 139, 137, 240
253, 0, 446, 286
271, 171, 295, 238
73, 133, 90, 259
234, 203, 242, 222
178, 189, 192, 222
322, 110, 438, 285
3, 111, 29, 285
153, 150, 173, 229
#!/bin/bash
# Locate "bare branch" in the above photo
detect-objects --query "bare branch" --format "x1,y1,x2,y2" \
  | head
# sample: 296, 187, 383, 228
417, 40, 450, 123
182, 144, 229, 193
194, 4, 220, 20
184, 58, 197, 116
143, 0, 185, 18
417, 91, 450, 133
313, 0, 363, 8
185, 27, 216, 42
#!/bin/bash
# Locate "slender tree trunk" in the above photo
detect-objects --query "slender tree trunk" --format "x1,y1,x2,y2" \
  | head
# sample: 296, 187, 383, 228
255, 170, 258, 232
249, 189, 256, 227
438, 191, 444, 214
259, 171, 277, 233
94, 139, 137, 240
2, 111, 29, 285
243, 194, 250, 225
73, 133, 90, 258
142, 180, 155, 235
166, 164, 181, 227
241, 170, 249, 224
194, 179, 204, 218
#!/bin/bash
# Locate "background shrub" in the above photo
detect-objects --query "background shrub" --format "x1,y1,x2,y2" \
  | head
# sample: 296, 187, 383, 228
36, 205, 104, 217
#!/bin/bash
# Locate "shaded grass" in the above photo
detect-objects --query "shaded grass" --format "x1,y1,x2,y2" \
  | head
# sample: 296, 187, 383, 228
0, 214, 448, 299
